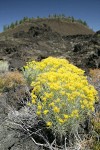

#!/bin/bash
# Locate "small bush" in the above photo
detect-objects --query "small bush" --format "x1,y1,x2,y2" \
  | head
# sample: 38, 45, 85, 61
0, 60, 9, 73
0, 71, 26, 92
23, 57, 98, 137
92, 141, 100, 150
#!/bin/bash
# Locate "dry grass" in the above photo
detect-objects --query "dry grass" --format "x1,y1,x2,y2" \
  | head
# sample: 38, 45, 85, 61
4, 71, 26, 85
89, 69, 100, 83
89, 69, 100, 99
0, 71, 26, 92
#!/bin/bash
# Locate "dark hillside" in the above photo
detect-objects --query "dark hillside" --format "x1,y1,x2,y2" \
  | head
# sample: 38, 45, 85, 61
0, 18, 94, 37
0, 18, 99, 71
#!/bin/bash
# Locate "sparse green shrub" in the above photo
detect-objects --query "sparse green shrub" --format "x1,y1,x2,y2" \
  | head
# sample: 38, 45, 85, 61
3, 15, 88, 32
92, 141, 100, 150
3, 25, 8, 31
97, 34, 100, 37
23, 57, 98, 137
0, 60, 9, 73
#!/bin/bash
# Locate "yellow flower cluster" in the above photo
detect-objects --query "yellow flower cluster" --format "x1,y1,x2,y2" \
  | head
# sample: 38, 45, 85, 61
24, 57, 98, 135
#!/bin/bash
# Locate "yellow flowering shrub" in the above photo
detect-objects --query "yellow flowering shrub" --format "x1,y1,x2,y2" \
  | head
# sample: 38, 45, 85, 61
23, 57, 98, 136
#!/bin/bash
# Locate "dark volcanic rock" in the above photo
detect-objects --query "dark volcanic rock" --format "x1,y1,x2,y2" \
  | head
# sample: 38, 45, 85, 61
73, 43, 83, 52
95, 30, 100, 35
0, 93, 44, 150
28, 24, 51, 37
0, 31, 100, 71
0, 22, 99, 71
5, 85, 31, 110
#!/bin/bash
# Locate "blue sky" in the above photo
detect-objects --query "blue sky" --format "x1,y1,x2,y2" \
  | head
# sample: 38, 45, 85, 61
0, 0, 100, 32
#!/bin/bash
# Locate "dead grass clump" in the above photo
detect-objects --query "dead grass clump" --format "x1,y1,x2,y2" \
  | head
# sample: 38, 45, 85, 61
0, 71, 26, 92
89, 69, 100, 83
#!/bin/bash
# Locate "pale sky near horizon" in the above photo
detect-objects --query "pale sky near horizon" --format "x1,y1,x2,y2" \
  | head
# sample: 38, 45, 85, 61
0, 0, 100, 32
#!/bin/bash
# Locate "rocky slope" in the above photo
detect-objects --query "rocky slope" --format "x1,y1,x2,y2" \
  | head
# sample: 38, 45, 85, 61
0, 19, 99, 72
0, 19, 100, 150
